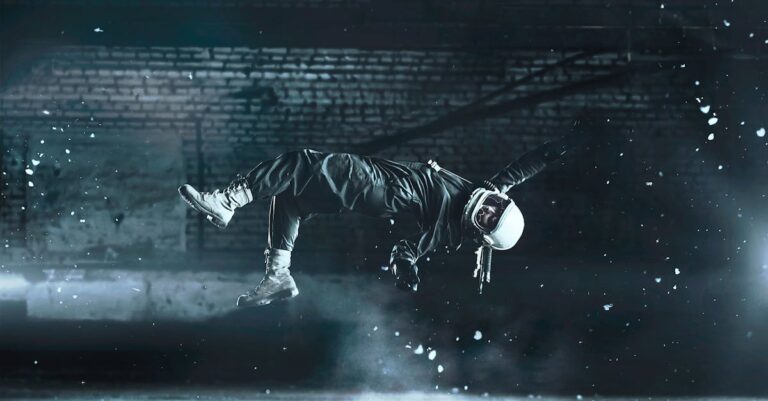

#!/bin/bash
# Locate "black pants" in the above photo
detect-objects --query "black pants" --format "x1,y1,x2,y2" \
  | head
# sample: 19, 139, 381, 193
244, 149, 411, 252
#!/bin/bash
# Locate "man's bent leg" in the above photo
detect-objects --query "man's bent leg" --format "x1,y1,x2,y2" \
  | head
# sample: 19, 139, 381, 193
245, 149, 323, 200
178, 149, 321, 229
237, 193, 303, 307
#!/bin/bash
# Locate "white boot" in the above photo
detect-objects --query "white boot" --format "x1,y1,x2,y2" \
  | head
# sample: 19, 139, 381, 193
237, 248, 299, 307
178, 176, 253, 229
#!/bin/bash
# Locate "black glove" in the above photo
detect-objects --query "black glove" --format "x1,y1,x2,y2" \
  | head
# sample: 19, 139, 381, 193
391, 259, 420, 292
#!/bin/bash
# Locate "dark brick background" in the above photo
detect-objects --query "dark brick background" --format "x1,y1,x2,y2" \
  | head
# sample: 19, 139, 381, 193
0, 44, 740, 263
0, 0, 766, 267
2, 1, 768, 396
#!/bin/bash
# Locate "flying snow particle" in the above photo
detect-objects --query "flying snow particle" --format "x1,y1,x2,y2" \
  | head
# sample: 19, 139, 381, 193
655, 277, 662, 283
79, 219, 86, 223
707, 133, 715, 141
65, 149, 71, 154
695, 80, 700, 86
699, 105, 710, 114
188, 72, 194, 80
428, 350, 437, 360
414, 345, 424, 355
708, 117, 718, 126
645, 181, 653, 187
675, 268, 680, 275
94, 27, 104, 32
90, 133, 96, 138
27, 181, 34, 188
437, 365, 444, 373
473, 330, 483, 340
131, 288, 141, 292
603, 304, 613, 311
24, 169, 33, 175
723, 20, 731, 27
757, 128, 765, 137
394, 331, 400, 337
32, 159, 40, 166
718, 165, 723, 170
42, 110, 50, 115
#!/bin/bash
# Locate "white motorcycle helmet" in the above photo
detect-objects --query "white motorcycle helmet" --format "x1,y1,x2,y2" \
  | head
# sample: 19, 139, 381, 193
462, 187, 525, 250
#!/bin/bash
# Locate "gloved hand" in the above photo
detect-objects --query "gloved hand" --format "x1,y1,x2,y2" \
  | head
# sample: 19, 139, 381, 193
391, 259, 420, 292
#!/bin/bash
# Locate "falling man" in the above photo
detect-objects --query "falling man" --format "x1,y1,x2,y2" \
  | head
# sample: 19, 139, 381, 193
179, 128, 597, 307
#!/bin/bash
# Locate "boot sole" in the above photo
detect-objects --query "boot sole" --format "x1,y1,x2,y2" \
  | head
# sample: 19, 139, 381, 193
178, 185, 228, 229
236, 288, 299, 308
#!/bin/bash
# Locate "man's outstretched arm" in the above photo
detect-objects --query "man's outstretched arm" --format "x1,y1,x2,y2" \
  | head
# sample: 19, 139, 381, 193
488, 133, 586, 193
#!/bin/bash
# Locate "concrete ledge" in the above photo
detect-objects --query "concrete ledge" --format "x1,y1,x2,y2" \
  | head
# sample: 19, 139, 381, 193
1, 269, 392, 322
26, 276, 148, 321
0, 273, 29, 302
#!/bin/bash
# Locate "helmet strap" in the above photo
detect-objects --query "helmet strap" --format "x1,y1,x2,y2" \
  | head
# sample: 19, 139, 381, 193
473, 245, 493, 294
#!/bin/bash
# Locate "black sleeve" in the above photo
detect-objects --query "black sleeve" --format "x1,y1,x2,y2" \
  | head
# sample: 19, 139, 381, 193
488, 135, 581, 193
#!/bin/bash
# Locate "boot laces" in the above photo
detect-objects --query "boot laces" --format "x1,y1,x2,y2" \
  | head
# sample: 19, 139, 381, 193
250, 274, 280, 296
225, 175, 249, 194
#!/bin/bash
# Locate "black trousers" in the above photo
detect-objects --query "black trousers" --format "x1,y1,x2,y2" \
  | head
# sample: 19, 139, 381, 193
244, 149, 412, 252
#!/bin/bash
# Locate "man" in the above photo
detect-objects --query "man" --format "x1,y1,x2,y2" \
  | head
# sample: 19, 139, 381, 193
179, 131, 589, 307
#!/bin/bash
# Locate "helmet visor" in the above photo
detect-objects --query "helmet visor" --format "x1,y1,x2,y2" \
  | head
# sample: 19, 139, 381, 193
474, 193, 511, 232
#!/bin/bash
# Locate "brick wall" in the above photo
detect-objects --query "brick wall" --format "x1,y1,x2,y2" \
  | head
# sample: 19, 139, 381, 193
0, 44, 731, 265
